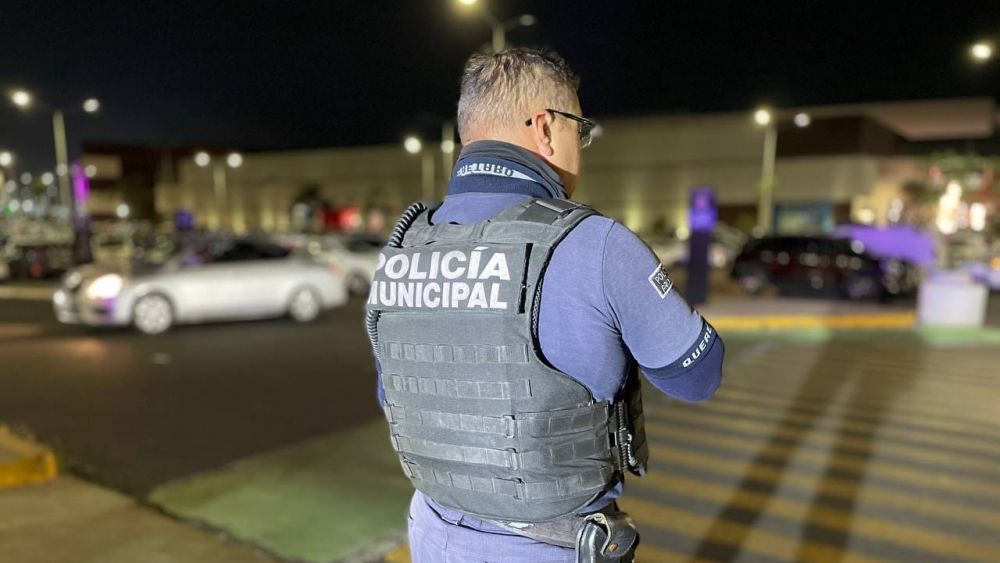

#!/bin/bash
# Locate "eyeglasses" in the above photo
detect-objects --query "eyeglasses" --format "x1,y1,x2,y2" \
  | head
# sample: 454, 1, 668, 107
525, 109, 598, 149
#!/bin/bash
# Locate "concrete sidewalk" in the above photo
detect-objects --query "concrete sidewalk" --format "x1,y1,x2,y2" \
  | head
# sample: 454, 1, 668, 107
0, 476, 279, 563
149, 419, 413, 563
1, 422, 274, 563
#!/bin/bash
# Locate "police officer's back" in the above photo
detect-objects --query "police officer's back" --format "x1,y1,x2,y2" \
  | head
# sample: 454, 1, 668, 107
367, 48, 724, 563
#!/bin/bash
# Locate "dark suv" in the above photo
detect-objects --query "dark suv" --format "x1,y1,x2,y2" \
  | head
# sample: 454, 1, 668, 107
731, 236, 916, 301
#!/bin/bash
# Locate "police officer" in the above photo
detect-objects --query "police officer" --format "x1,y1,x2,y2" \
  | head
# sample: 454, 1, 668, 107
366, 48, 725, 562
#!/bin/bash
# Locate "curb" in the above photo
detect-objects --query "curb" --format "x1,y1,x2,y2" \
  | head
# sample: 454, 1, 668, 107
710, 312, 916, 331
0, 426, 58, 488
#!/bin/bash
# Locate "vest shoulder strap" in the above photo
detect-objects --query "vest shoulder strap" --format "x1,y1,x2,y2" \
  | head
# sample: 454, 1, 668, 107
400, 198, 599, 248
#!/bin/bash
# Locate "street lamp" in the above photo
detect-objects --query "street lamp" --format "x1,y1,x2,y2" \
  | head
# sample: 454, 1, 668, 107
970, 41, 994, 62
456, 0, 536, 53
404, 136, 422, 154
194, 151, 211, 167
0, 151, 12, 168
753, 107, 810, 234
10, 90, 31, 108
226, 152, 243, 168
753, 108, 772, 126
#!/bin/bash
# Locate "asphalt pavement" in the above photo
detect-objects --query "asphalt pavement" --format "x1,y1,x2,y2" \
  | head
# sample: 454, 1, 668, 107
0, 290, 381, 497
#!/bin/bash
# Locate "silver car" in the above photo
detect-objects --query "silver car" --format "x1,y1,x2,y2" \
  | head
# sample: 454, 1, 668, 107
54, 238, 348, 334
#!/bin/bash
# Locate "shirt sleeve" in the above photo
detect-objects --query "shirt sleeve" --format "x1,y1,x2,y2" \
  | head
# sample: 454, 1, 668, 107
601, 222, 724, 402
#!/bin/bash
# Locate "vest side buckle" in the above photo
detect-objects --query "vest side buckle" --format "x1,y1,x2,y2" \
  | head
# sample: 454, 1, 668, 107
502, 415, 517, 438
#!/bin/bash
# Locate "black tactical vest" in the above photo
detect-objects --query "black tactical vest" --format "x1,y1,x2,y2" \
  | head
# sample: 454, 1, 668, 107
367, 198, 648, 523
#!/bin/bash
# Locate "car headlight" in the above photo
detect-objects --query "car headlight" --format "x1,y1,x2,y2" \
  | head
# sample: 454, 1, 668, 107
85, 274, 124, 300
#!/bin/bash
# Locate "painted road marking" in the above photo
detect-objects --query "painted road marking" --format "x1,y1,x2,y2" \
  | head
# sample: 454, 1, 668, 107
633, 472, 1000, 561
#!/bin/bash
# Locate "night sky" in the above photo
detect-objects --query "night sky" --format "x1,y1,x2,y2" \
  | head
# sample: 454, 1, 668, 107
2, 0, 999, 172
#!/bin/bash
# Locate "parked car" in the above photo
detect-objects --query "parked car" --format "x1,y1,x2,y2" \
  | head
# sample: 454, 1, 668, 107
731, 236, 918, 300
53, 237, 348, 334
648, 225, 748, 269
276, 233, 381, 296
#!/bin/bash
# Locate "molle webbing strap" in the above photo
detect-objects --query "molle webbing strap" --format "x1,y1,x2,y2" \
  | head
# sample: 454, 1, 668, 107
385, 374, 533, 401
391, 433, 609, 470
384, 402, 610, 438
401, 460, 615, 501
380, 341, 530, 365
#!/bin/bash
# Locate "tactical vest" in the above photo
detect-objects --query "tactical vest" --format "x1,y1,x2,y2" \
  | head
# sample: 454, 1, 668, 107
367, 198, 648, 523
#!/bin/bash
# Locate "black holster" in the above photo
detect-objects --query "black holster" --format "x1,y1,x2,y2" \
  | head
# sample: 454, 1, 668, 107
575, 511, 639, 562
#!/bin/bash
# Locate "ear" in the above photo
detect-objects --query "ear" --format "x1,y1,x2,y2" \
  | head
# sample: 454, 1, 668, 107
527, 110, 555, 157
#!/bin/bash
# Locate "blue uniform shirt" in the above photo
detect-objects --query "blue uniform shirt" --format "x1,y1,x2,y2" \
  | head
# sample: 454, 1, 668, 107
375, 140, 724, 555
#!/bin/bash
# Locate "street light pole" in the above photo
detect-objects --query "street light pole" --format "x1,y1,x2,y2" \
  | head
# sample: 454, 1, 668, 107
491, 18, 504, 53
441, 120, 456, 181
758, 123, 777, 234
421, 150, 436, 201
212, 161, 227, 231
52, 109, 72, 213
457, 1, 535, 53
753, 108, 810, 234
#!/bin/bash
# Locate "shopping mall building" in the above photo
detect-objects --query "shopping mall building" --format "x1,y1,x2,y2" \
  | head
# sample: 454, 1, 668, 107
81, 97, 998, 236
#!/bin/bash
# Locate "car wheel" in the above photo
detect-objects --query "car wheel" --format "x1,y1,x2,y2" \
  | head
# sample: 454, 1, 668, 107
133, 294, 174, 335
288, 287, 321, 323
843, 273, 881, 301
736, 264, 769, 295
347, 272, 370, 297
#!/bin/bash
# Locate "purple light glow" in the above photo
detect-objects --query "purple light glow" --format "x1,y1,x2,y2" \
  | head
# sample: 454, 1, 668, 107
72, 164, 90, 203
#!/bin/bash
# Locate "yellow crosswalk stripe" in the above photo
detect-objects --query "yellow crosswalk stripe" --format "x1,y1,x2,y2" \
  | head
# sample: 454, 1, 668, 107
634, 543, 716, 562
729, 359, 997, 413
647, 425, 1000, 501
634, 471, 1000, 561
620, 497, 887, 563
714, 385, 998, 435
742, 345, 1000, 387
647, 409, 996, 473
658, 396, 999, 454
649, 444, 1000, 530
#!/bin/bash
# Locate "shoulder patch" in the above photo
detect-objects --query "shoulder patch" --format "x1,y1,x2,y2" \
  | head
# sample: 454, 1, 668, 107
648, 263, 673, 299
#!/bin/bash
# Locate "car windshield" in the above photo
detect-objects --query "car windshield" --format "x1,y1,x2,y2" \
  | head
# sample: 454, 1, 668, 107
133, 237, 183, 266
180, 238, 291, 267
345, 237, 384, 253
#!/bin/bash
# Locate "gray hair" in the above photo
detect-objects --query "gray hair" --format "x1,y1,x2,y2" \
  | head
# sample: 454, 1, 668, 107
457, 47, 580, 143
